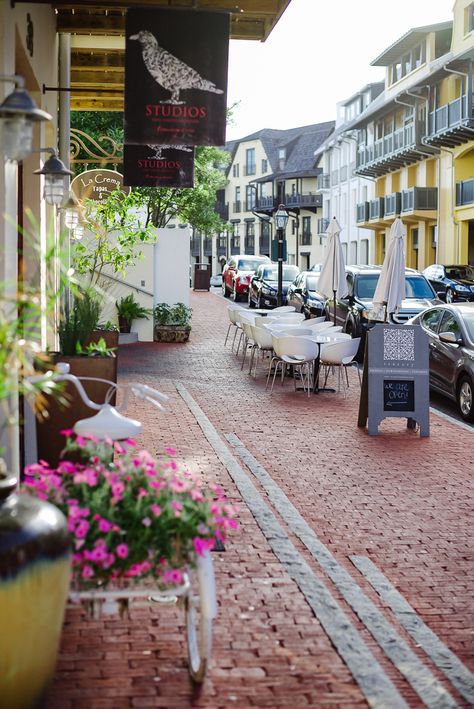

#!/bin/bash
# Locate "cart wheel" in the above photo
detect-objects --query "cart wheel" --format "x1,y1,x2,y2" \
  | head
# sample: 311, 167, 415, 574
185, 550, 217, 683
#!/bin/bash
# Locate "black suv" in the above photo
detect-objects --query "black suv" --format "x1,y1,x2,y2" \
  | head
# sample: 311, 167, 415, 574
333, 265, 441, 357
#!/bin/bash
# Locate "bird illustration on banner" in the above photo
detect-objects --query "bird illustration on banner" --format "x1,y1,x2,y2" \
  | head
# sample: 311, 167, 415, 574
146, 145, 193, 159
130, 30, 224, 105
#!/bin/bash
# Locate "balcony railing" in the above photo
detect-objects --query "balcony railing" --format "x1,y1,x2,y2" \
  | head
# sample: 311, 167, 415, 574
231, 237, 240, 254
244, 164, 256, 176
355, 121, 437, 177
300, 232, 312, 246
216, 239, 227, 257
401, 187, 437, 212
356, 202, 369, 223
256, 196, 277, 211
203, 238, 212, 256
244, 237, 255, 254
285, 193, 322, 210
317, 218, 329, 234
425, 94, 474, 147
369, 197, 384, 220
215, 201, 229, 221
317, 174, 330, 190
456, 178, 474, 206
233, 201, 241, 213
384, 192, 401, 217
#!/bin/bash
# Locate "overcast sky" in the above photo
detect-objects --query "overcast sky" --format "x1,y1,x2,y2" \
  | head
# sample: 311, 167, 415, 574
226, 0, 454, 141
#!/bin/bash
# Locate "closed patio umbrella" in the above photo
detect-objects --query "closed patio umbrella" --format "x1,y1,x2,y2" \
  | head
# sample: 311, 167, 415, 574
373, 217, 406, 322
317, 217, 345, 325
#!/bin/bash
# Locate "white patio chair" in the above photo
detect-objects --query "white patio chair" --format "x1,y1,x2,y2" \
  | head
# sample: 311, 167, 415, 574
272, 305, 296, 312
270, 326, 314, 337
250, 324, 274, 377
234, 311, 256, 356
319, 337, 361, 397
269, 336, 319, 397
306, 316, 326, 325
266, 334, 287, 390
269, 312, 305, 323
225, 304, 243, 350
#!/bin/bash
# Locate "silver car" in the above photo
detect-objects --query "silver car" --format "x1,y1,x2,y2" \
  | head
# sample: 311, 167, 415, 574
407, 303, 474, 422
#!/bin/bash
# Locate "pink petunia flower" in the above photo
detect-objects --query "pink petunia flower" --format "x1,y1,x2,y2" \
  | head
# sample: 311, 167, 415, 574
142, 517, 152, 527
151, 504, 162, 517
116, 544, 129, 559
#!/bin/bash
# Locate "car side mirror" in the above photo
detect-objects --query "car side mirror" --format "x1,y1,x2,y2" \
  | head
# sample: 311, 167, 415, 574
436, 290, 446, 302
439, 331, 462, 345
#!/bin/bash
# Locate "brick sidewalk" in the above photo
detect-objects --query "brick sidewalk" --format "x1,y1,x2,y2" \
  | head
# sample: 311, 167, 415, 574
48, 290, 474, 708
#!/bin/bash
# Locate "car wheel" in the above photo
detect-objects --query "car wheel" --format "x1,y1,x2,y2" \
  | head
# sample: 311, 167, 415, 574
222, 281, 230, 298
303, 307, 310, 320
248, 292, 255, 308
445, 288, 454, 304
258, 295, 265, 309
232, 286, 240, 303
457, 375, 474, 422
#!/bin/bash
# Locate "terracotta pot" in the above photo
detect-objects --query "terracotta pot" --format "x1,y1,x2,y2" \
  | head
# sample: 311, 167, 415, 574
36, 354, 118, 467
0, 471, 71, 709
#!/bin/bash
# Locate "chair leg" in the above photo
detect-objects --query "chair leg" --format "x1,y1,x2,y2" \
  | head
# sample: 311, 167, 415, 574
266, 355, 278, 389
224, 323, 232, 347
270, 361, 283, 394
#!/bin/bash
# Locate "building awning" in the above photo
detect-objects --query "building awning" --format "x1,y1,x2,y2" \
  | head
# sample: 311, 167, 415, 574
25, 0, 292, 111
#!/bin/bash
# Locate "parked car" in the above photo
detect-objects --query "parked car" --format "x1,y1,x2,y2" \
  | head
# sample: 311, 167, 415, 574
406, 303, 474, 422
248, 264, 300, 309
333, 265, 441, 358
210, 273, 223, 287
222, 254, 271, 302
422, 264, 474, 303
287, 271, 327, 319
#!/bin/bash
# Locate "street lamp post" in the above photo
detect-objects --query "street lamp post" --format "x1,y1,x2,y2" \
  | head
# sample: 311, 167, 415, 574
274, 204, 289, 307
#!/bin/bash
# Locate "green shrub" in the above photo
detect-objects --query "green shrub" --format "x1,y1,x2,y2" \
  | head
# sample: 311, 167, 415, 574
154, 302, 192, 329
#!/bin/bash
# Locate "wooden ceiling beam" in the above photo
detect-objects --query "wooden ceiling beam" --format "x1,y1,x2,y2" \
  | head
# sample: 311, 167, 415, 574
70, 97, 124, 111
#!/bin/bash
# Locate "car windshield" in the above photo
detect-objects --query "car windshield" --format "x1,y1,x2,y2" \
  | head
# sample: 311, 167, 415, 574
405, 276, 434, 298
238, 259, 266, 271
355, 275, 379, 299
263, 266, 299, 281
446, 266, 474, 280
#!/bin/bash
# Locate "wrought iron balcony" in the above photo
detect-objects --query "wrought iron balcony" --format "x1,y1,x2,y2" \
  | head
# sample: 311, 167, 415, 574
456, 178, 474, 206
317, 174, 330, 190
384, 192, 401, 218
215, 201, 229, 221
203, 238, 212, 256
356, 202, 369, 223
244, 237, 255, 254
233, 201, 241, 213
231, 237, 240, 254
300, 232, 312, 246
425, 94, 474, 148
401, 187, 437, 212
285, 193, 322, 211
355, 121, 437, 177
317, 218, 330, 234
369, 197, 384, 220
216, 238, 227, 257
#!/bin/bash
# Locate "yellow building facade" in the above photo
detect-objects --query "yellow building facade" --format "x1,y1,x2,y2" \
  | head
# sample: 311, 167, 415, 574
354, 0, 474, 270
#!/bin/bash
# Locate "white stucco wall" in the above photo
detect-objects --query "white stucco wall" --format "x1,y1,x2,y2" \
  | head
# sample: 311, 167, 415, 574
154, 226, 191, 308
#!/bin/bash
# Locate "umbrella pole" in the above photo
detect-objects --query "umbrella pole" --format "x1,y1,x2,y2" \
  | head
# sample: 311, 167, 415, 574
333, 290, 337, 326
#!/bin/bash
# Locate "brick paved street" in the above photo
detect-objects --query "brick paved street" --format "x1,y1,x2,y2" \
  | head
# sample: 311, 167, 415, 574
48, 291, 474, 709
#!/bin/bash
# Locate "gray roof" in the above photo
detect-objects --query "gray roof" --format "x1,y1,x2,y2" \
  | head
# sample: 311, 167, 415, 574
371, 21, 452, 66
225, 121, 335, 180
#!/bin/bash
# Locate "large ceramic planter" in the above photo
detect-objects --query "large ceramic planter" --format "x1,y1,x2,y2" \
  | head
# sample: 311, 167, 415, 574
36, 354, 118, 467
0, 472, 71, 709
154, 325, 191, 343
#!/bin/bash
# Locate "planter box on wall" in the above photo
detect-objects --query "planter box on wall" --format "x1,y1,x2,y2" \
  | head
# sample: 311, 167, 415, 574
154, 325, 190, 343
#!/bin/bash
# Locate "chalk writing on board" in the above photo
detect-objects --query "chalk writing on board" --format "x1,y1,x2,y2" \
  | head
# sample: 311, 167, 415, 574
383, 379, 415, 412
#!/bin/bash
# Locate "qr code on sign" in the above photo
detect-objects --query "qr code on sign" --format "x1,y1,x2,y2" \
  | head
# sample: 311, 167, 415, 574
383, 328, 415, 361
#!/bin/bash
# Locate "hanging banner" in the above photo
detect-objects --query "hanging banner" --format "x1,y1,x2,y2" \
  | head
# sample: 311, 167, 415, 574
124, 8, 229, 147
123, 145, 195, 187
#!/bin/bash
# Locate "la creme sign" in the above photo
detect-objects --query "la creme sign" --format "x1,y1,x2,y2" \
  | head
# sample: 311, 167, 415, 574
70, 169, 131, 202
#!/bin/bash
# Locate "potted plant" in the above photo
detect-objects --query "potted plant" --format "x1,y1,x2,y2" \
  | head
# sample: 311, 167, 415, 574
116, 293, 152, 334
22, 434, 238, 594
154, 302, 192, 343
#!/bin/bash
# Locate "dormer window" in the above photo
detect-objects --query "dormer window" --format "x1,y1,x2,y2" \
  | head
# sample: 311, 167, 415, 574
390, 42, 425, 85
278, 148, 286, 170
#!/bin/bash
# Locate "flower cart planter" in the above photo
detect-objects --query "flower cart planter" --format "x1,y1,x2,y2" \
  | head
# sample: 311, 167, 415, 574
70, 551, 216, 683
154, 325, 190, 343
